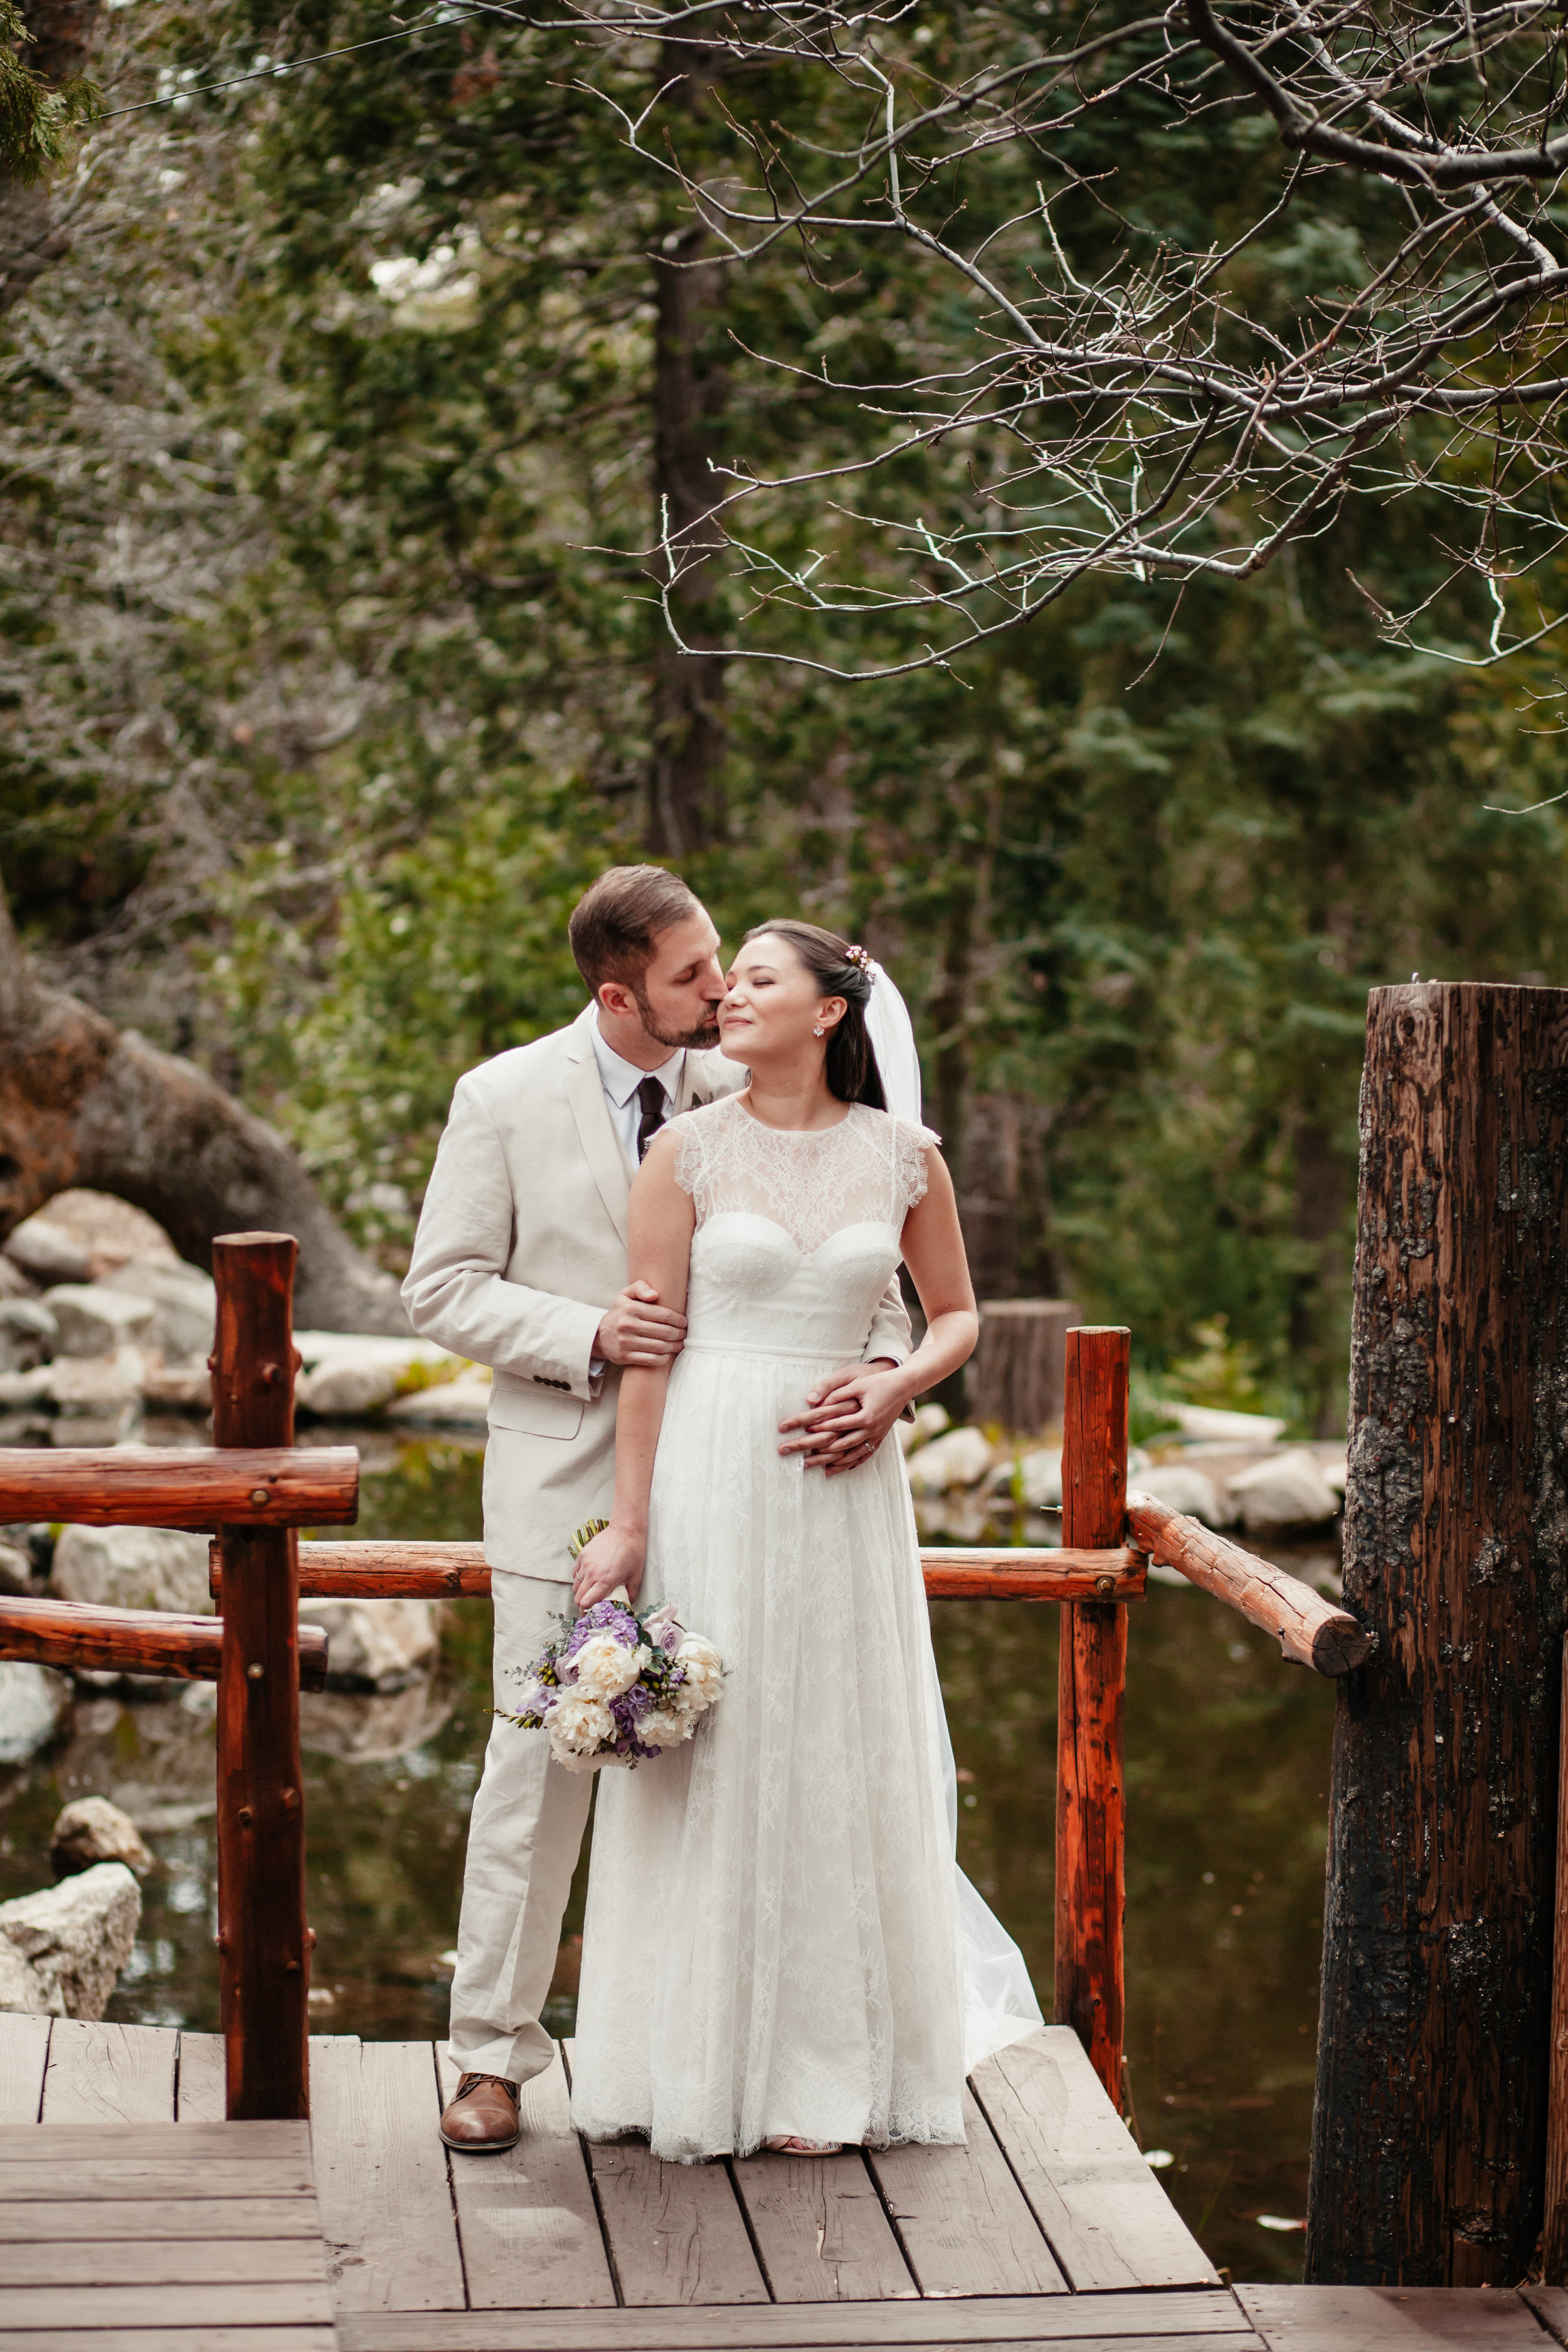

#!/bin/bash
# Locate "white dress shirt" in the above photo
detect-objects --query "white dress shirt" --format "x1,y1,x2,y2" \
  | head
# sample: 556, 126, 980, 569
590, 1013, 686, 1173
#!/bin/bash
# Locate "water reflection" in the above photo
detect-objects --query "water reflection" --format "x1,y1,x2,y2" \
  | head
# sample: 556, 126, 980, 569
0, 1430, 1332, 2282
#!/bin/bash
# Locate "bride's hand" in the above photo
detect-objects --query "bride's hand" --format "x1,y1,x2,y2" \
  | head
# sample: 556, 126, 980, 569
573, 1523, 646, 1609
778, 1361, 913, 1477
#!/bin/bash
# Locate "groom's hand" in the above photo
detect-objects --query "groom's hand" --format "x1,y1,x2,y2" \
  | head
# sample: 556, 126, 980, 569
573, 1523, 646, 1609
778, 1360, 911, 1476
595, 1279, 687, 1369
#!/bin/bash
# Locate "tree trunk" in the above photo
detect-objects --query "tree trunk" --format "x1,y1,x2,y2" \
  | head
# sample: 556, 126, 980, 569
645, 61, 729, 857
971, 1298, 1081, 1437
0, 888, 409, 1333
0, 0, 98, 317
1306, 982, 1568, 2285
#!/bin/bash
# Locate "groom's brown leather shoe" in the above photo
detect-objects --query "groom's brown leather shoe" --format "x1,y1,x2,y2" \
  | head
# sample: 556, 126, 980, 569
439, 2072, 521, 2152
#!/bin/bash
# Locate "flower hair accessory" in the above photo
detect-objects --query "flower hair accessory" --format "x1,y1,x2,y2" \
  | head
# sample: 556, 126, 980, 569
845, 944, 877, 985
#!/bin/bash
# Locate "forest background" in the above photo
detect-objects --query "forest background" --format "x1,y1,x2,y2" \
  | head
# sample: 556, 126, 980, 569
5, 0, 1568, 1437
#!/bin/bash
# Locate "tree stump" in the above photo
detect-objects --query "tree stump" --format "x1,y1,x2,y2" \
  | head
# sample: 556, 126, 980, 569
1306, 983, 1568, 2286
972, 1299, 1081, 1435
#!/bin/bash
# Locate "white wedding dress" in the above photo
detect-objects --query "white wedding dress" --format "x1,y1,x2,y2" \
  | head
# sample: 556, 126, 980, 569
568, 1095, 1041, 2163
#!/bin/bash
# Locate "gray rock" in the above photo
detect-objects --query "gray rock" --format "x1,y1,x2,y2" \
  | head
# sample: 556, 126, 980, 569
51, 1796, 155, 1879
986, 1446, 1063, 1508
6, 1216, 93, 1286
1162, 1402, 1289, 1445
299, 1678, 456, 1761
297, 1596, 441, 1690
385, 1374, 492, 1429
904, 1424, 996, 1496
0, 1663, 72, 1763
141, 1359, 213, 1412
101, 1258, 215, 1361
0, 1543, 34, 1596
0, 1254, 38, 1301
1134, 1463, 1227, 1527
0, 1366, 53, 1409
0, 1862, 141, 2020
53, 1523, 213, 1616
896, 1402, 951, 1456
48, 1350, 144, 1425
0, 1298, 57, 1373
0, 1934, 62, 2015
297, 1353, 403, 1417
1226, 1447, 1342, 1534
43, 1285, 155, 1359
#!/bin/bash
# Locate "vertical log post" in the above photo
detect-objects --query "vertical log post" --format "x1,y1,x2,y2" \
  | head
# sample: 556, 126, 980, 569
1307, 984, 1568, 2286
1545, 1634, 1568, 2283
1056, 1324, 1130, 2106
212, 1232, 310, 2121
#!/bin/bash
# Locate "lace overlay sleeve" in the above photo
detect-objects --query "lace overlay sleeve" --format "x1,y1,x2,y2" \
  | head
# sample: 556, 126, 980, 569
672, 1113, 708, 1212
892, 1118, 941, 1214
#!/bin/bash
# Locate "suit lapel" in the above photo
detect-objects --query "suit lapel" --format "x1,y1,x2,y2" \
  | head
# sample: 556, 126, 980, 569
564, 1009, 631, 1244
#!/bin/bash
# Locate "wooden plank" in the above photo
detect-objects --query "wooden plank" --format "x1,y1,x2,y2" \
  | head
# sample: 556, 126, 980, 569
0, 2333, 337, 2352
867, 2089, 1066, 2297
1056, 1326, 1129, 2109
38, 2020, 177, 2124
563, 2037, 766, 2308
0, 2196, 322, 2240
1, 2285, 334, 2325
0, 2119, 312, 2161
0, 2157, 317, 2199
968, 2028, 1217, 2292
1525, 2286, 1568, 2344
3, 2238, 330, 2285
1239, 2286, 1550, 2349
336, 2296, 1252, 2349
309, 2034, 465, 2312
437, 2041, 613, 2310
0, 1442, 358, 1527
731, 2146, 916, 2304
177, 2030, 228, 2121
0, 2010, 49, 2122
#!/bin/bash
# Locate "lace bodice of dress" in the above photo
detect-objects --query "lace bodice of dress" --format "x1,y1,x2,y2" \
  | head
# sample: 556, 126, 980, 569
671, 1097, 938, 1365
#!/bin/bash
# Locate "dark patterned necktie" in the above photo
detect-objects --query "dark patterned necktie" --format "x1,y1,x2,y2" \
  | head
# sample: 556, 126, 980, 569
636, 1076, 667, 1162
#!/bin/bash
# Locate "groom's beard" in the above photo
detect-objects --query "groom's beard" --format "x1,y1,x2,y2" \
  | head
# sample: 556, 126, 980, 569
631, 987, 721, 1052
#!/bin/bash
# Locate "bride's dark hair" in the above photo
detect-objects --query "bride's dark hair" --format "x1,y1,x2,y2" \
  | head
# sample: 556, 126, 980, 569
741, 919, 887, 1110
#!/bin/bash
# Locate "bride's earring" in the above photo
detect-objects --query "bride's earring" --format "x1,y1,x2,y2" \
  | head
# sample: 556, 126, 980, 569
813, 1024, 824, 1036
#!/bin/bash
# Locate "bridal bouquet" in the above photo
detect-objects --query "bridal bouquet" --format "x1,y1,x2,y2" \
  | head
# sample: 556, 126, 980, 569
497, 1520, 724, 1772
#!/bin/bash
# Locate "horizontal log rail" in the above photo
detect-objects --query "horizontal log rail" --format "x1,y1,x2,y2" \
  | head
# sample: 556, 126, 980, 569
0, 1444, 359, 1529
214, 1538, 1148, 1606
0, 1592, 329, 1690
1126, 1489, 1371, 1676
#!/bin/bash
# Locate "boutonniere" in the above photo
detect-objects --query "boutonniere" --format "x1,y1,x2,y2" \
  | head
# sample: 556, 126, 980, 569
687, 1093, 710, 1111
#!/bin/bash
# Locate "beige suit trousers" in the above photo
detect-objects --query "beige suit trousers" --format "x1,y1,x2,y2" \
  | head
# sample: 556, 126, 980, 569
445, 1567, 593, 2084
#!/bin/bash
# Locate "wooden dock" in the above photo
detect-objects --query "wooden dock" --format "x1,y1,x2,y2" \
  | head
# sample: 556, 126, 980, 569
3, 2013, 1565, 2350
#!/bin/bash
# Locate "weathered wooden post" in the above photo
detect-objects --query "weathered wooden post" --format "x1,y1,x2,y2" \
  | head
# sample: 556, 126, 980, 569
1056, 1324, 1130, 2105
212, 1231, 311, 2121
1308, 983, 1568, 2285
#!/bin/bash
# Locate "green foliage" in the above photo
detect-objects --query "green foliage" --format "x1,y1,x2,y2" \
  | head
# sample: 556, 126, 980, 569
0, 0, 98, 184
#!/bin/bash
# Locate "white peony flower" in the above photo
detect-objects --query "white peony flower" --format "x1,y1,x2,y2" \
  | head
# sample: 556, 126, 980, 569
640, 1707, 692, 1749
549, 1690, 614, 1756
572, 1633, 647, 1700
675, 1635, 724, 1713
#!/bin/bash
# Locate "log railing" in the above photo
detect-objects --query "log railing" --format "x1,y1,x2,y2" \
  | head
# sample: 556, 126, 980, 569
0, 1273, 1362, 2122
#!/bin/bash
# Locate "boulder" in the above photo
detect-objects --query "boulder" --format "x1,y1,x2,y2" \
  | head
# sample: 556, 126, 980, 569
6, 1216, 93, 1286
1015, 1448, 1064, 1510
53, 1524, 213, 1616
0, 1255, 38, 1301
897, 1402, 951, 1456
0, 1663, 72, 1763
51, 1796, 154, 1879
49, 1349, 144, 1426
0, 1298, 56, 1373
43, 1285, 155, 1359
297, 1333, 465, 1419
297, 1597, 441, 1690
1226, 1447, 1342, 1534
142, 1359, 213, 1412
0, 1934, 61, 2015
0, 1366, 53, 1409
1162, 1402, 1288, 1445
386, 1374, 492, 1430
0, 1862, 141, 2020
0, 1543, 33, 1596
299, 1678, 456, 1761
904, 1424, 995, 1496
100, 1259, 215, 1360
1133, 1463, 1227, 1527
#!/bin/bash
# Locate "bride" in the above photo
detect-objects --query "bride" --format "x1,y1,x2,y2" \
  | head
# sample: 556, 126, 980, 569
567, 919, 1039, 2163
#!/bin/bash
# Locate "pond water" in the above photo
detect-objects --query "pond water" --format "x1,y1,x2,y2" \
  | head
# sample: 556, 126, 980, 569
0, 1429, 1335, 2284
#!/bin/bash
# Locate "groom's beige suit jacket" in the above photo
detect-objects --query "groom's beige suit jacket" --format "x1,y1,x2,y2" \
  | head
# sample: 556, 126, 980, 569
401, 1004, 913, 1584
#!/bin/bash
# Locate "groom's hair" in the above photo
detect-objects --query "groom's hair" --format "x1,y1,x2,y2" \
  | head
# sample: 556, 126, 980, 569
569, 866, 700, 990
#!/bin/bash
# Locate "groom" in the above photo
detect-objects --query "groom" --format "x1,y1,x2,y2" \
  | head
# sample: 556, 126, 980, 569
403, 864, 915, 2152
